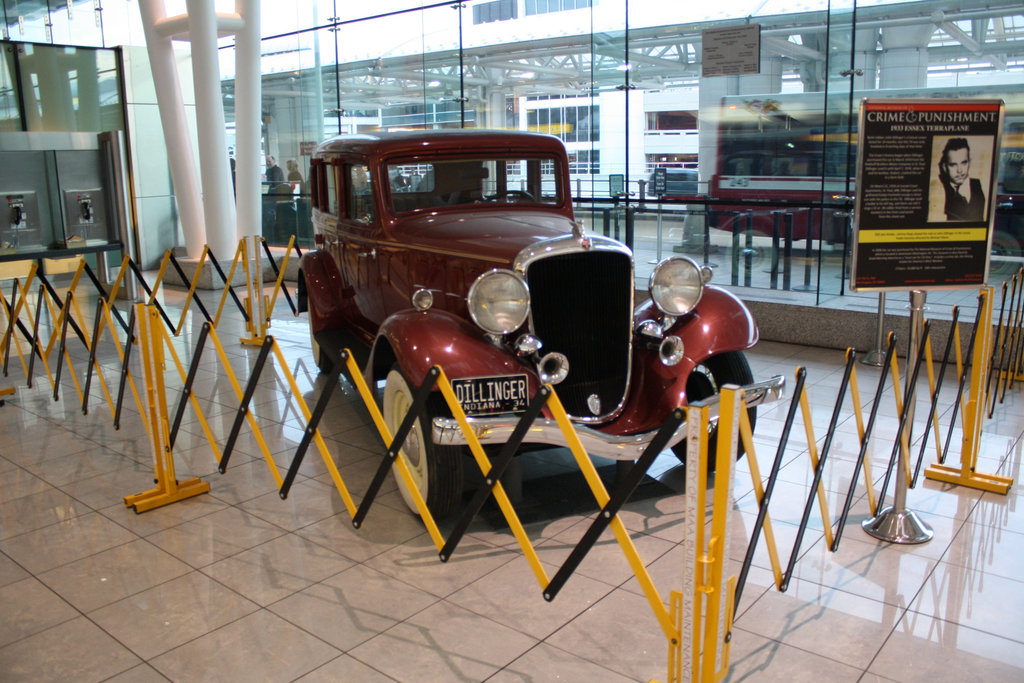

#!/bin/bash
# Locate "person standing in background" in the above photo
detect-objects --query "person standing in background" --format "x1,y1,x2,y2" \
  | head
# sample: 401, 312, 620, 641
265, 155, 285, 184
286, 159, 305, 195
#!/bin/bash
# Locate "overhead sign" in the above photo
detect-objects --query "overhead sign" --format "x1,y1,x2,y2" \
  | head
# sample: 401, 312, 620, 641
850, 99, 1003, 291
702, 24, 761, 77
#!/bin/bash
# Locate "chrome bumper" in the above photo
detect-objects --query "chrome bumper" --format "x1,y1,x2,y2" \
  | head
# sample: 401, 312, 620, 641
431, 375, 786, 461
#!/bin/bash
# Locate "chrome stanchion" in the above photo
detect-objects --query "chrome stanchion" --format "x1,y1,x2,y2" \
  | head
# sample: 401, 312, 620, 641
862, 289, 933, 545
862, 292, 887, 366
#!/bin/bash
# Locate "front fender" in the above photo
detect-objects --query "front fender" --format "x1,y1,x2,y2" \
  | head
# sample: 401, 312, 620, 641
675, 285, 758, 361
600, 285, 758, 436
369, 309, 540, 394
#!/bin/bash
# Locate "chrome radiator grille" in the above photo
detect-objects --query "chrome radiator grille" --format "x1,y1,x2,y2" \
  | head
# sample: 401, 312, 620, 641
526, 250, 633, 420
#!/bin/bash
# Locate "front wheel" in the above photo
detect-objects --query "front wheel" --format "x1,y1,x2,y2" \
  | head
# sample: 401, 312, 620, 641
672, 351, 757, 471
381, 367, 463, 518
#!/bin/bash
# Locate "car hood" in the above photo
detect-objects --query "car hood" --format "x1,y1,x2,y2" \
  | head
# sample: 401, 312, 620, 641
387, 210, 577, 264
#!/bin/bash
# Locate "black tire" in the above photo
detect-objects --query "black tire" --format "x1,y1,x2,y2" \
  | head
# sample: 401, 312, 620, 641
381, 366, 463, 518
671, 351, 757, 471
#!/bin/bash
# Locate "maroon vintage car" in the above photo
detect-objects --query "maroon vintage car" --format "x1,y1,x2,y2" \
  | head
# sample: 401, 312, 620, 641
299, 129, 784, 517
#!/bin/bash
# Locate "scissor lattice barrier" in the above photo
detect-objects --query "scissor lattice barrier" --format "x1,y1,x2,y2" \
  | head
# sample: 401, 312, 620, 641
1, 257, 1020, 681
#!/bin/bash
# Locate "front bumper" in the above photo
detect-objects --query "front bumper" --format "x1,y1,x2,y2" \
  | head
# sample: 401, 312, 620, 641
431, 374, 786, 461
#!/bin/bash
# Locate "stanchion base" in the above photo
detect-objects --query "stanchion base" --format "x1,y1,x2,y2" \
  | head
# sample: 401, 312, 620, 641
860, 350, 886, 367
124, 477, 211, 513
862, 506, 933, 544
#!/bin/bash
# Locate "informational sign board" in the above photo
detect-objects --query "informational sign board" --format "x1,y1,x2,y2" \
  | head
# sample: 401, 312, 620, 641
609, 173, 624, 197
702, 24, 761, 77
851, 99, 1003, 291
652, 167, 667, 196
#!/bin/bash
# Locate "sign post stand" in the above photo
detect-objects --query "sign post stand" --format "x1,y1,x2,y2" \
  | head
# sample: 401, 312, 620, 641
850, 98, 1005, 545
862, 289, 934, 544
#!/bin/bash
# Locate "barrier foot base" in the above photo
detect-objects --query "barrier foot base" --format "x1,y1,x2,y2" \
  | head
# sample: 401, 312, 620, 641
924, 463, 1013, 495
124, 477, 210, 513
0, 386, 14, 405
860, 349, 886, 367
862, 505, 933, 544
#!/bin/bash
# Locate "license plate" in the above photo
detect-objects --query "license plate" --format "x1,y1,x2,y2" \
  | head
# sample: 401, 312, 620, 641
451, 374, 529, 416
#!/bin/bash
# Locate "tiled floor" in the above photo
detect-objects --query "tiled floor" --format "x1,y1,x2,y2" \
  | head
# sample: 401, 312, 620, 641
0, 283, 1022, 682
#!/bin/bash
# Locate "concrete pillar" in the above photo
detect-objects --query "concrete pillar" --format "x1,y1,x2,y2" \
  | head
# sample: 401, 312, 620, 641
185, 0, 236, 257
697, 56, 782, 192
697, 76, 737, 193
879, 24, 933, 89
234, 0, 261, 242
138, 0, 206, 257
854, 28, 880, 91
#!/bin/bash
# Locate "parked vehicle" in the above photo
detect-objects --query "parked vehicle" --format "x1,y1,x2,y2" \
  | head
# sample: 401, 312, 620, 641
299, 129, 784, 517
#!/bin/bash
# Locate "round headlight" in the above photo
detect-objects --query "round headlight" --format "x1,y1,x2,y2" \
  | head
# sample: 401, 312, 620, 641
468, 269, 530, 335
649, 257, 704, 316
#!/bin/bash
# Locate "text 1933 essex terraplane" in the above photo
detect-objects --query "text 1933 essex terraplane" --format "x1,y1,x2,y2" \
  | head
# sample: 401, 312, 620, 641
299, 129, 784, 517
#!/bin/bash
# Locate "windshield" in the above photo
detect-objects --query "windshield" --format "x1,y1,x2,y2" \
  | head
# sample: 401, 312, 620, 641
385, 156, 562, 212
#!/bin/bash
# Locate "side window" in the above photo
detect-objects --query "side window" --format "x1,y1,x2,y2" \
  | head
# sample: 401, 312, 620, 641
348, 164, 374, 223
326, 162, 338, 215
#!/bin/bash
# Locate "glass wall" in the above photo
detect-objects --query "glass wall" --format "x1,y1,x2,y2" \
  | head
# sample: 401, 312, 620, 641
5, 0, 1020, 305
220, 1, 1021, 310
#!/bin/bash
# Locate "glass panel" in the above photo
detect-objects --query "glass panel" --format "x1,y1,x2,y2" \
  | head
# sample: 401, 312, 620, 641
0, 43, 22, 130
250, 28, 337, 246
3, 0, 51, 44
816, 0, 857, 302
48, 0, 104, 47
331, 5, 457, 134
17, 44, 123, 132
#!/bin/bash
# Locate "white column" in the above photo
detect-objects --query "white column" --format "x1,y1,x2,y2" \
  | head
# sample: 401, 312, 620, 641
854, 28, 880, 91
185, 0, 236, 257
234, 0, 262, 242
138, 0, 205, 257
879, 25, 933, 89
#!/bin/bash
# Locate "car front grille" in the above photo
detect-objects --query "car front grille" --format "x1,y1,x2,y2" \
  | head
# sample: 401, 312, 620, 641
526, 249, 633, 420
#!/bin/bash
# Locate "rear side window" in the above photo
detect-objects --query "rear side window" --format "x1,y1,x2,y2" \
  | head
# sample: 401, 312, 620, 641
348, 164, 374, 223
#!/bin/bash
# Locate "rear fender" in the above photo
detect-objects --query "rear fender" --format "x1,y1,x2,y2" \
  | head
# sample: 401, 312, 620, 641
369, 309, 539, 394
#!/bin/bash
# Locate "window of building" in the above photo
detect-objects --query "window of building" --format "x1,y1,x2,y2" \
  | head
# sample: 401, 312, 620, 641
646, 111, 698, 132
524, 0, 592, 16
526, 100, 598, 144
568, 149, 599, 174
474, 0, 517, 24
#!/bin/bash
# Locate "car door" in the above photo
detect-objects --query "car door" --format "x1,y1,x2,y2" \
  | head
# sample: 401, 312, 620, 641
336, 159, 385, 331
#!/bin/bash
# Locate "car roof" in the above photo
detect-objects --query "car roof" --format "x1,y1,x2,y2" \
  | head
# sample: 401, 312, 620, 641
315, 128, 567, 159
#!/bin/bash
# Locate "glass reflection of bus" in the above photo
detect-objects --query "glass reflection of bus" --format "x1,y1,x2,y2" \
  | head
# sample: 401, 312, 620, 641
711, 86, 1024, 272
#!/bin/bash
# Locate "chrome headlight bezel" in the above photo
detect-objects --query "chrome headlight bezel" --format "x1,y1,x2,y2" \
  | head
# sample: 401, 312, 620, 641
467, 268, 530, 335
648, 257, 705, 316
